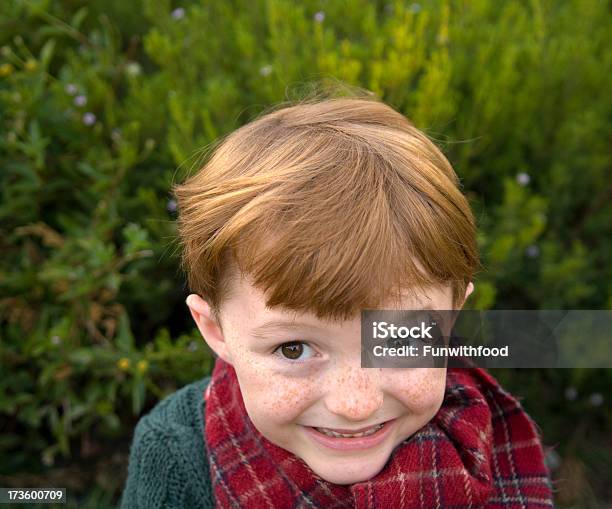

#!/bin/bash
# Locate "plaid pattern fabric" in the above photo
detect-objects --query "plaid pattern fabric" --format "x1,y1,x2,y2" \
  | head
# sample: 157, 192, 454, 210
204, 359, 553, 508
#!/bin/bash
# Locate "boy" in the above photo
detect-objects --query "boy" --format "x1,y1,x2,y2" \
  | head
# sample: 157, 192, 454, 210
120, 94, 553, 508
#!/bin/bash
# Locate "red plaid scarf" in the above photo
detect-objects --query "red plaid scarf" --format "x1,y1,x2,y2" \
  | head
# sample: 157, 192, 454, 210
204, 358, 553, 508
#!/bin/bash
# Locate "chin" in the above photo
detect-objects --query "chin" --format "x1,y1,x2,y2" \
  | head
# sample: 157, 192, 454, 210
306, 454, 389, 485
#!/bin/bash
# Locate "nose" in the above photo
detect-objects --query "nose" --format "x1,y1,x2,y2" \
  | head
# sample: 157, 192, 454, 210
324, 366, 384, 422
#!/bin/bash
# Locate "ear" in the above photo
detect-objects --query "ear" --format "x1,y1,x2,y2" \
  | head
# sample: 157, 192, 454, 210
464, 282, 474, 302
453, 282, 475, 311
185, 294, 233, 364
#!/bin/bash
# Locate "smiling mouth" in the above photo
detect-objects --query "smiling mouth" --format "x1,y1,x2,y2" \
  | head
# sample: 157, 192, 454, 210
313, 422, 387, 438
304, 419, 397, 451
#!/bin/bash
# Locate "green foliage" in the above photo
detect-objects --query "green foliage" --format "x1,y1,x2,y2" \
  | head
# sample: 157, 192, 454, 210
0, 0, 610, 505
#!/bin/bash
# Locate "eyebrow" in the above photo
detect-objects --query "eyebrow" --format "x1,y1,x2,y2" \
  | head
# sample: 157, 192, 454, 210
250, 306, 438, 338
250, 320, 327, 339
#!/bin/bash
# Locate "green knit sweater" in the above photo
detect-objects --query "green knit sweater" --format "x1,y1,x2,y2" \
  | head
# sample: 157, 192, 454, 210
119, 376, 215, 509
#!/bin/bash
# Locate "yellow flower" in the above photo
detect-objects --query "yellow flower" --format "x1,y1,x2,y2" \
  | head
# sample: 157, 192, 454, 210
24, 59, 37, 71
117, 357, 130, 371
0, 63, 14, 77
137, 359, 148, 374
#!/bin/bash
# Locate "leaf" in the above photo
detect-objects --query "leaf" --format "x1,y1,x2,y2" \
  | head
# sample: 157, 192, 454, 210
122, 222, 152, 255
102, 412, 121, 430
131, 378, 145, 414
116, 311, 135, 353
68, 349, 94, 366
70, 6, 88, 30
39, 38, 56, 69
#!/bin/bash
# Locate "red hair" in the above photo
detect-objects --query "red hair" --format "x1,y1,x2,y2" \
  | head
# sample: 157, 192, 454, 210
173, 94, 481, 321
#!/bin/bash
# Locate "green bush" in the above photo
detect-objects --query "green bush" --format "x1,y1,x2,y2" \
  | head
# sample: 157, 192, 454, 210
1, 0, 610, 505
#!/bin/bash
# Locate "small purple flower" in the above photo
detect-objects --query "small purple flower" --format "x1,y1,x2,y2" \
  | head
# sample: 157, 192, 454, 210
259, 65, 272, 77
171, 7, 185, 19
525, 245, 540, 258
188, 341, 198, 352
564, 386, 577, 401
409, 3, 422, 13
313, 11, 325, 23
589, 392, 603, 407
516, 172, 530, 186
74, 95, 87, 106
65, 83, 78, 95
167, 199, 177, 213
82, 112, 96, 126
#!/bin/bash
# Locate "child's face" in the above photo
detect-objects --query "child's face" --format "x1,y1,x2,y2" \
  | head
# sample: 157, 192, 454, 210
188, 276, 471, 485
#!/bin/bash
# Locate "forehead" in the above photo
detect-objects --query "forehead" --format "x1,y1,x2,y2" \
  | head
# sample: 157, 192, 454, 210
220, 271, 452, 328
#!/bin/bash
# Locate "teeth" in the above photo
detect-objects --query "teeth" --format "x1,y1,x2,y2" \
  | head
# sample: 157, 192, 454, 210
315, 423, 384, 438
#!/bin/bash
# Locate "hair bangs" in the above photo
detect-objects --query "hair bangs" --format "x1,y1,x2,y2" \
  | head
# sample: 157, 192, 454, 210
173, 95, 481, 321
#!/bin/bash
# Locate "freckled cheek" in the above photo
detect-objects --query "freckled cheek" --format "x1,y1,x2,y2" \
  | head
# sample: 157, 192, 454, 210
394, 369, 447, 414
228, 355, 318, 423
241, 375, 318, 423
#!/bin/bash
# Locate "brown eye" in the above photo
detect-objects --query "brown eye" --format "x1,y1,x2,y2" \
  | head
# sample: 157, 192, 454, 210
280, 342, 304, 360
